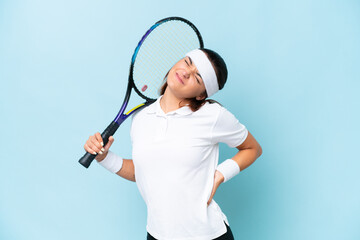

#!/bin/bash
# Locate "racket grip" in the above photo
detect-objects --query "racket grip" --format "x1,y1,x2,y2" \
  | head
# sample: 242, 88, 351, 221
78, 121, 120, 168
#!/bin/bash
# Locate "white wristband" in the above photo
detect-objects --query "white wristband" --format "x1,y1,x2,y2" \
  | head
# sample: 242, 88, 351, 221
98, 151, 123, 174
216, 159, 240, 183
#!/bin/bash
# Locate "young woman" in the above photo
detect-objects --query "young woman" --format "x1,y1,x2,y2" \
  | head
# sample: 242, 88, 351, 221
84, 48, 262, 240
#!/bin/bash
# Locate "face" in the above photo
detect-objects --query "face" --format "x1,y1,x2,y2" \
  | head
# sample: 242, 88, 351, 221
166, 56, 207, 100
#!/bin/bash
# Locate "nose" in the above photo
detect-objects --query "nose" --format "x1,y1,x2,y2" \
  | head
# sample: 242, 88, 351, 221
182, 66, 197, 79
182, 70, 190, 79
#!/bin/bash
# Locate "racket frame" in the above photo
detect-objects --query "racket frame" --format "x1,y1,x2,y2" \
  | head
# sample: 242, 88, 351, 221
79, 16, 204, 168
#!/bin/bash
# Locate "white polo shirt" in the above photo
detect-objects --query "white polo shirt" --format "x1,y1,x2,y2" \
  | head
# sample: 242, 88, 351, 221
129, 96, 248, 240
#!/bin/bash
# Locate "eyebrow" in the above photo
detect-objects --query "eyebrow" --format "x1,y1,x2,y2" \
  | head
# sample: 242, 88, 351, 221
187, 57, 203, 80
188, 56, 193, 65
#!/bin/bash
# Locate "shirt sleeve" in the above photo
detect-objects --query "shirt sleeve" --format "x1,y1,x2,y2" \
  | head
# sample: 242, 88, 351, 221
211, 107, 248, 148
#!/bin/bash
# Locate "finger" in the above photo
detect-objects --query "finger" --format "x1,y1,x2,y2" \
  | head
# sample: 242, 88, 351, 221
207, 195, 213, 206
207, 187, 216, 205
90, 136, 104, 154
104, 136, 114, 151
95, 132, 104, 147
84, 143, 98, 155
85, 137, 100, 153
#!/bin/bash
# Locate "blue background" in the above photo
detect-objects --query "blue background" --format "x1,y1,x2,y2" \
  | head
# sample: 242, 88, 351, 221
1, 0, 359, 239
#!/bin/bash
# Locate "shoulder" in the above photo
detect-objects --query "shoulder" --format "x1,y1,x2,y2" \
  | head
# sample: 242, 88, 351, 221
195, 101, 234, 120
195, 101, 223, 116
131, 101, 156, 122
200, 102, 244, 129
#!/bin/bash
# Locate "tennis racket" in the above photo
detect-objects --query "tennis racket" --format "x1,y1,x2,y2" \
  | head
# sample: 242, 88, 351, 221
79, 16, 204, 168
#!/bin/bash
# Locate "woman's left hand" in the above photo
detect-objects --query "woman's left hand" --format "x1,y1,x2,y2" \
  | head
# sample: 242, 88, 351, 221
207, 170, 225, 206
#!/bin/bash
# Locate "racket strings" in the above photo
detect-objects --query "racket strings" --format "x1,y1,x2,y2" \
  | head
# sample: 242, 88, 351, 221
133, 20, 201, 100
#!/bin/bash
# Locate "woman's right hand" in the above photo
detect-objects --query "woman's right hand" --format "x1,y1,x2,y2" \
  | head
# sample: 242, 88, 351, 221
84, 132, 115, 162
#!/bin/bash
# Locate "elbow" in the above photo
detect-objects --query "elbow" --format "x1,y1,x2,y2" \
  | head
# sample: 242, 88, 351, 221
257, 145, 263, 158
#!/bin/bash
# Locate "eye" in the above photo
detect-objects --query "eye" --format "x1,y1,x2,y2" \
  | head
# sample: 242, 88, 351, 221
185, 59, 189, 66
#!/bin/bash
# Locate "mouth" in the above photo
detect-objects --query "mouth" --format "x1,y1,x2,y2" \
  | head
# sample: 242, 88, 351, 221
175, 72, 184, 85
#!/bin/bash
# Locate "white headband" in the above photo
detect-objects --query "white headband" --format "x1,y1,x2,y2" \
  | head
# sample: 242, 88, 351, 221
185, 49, 219, 97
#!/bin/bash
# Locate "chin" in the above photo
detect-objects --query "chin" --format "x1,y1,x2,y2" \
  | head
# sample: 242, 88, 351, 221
166, 81, 185, 98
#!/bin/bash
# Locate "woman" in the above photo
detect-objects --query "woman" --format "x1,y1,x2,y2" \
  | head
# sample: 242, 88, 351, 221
84, 48, 262, 240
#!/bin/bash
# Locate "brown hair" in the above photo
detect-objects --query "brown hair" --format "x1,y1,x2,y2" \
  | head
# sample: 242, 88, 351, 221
160, 48, 228, 112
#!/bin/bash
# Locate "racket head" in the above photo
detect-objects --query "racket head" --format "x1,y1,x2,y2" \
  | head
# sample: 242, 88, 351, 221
129, 17, 204, 102
79, 17, 203, 168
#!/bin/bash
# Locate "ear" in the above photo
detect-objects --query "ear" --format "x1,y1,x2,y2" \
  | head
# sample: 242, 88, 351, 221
196, 92, 207, 101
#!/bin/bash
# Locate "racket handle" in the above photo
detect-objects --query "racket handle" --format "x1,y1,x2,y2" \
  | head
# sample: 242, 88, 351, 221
78, 121, 120, 168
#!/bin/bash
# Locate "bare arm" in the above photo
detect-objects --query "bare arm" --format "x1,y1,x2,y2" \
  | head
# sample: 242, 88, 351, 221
208, 131, 262, 204
232, 131, 262, 172
115, 159, 136, 182
97, 153, 136, 182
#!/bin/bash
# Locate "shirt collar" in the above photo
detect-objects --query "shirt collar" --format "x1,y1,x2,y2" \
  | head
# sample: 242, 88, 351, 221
146, 96, 193, 117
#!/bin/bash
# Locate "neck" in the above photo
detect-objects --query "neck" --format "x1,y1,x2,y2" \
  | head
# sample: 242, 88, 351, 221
160, 88, 189, 114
